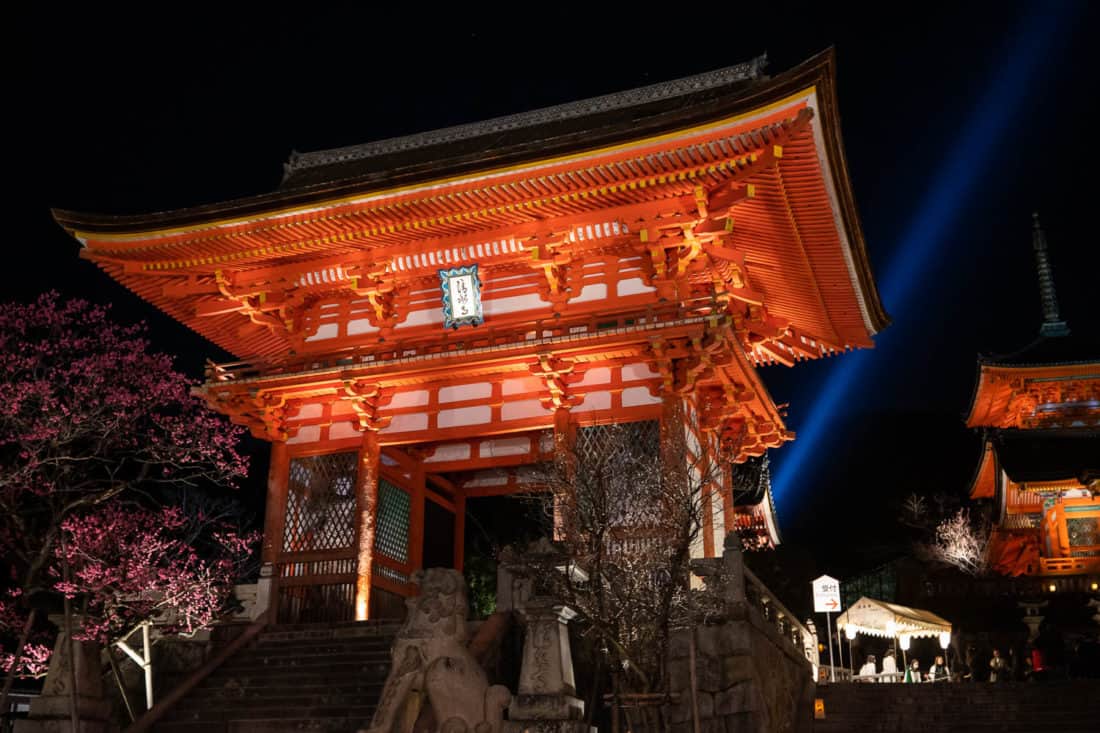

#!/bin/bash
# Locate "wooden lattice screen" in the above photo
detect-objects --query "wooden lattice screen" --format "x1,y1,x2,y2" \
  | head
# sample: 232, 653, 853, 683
371, 478, 414, 596
277, 452, 359, 623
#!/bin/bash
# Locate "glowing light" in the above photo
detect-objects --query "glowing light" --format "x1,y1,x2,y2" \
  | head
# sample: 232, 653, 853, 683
939, 631, 951, 650
771, 2, 1076, 510
844, 625, 857, 640
1091, 582, 1099, 591
899, 635, 911, 651
1048, 583, 1057, 593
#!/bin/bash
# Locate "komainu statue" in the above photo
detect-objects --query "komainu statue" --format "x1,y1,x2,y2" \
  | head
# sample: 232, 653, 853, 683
364, 568, 511, 733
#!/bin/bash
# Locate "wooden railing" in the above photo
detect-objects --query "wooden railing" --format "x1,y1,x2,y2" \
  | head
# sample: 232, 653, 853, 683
205, 302, 716, 383
919, 570, 1100, 598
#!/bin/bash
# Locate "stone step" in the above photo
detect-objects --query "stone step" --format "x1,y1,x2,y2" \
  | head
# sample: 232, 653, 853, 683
218, 650, 393, 669
166, 694, 380, 715
173, 684, 385, 709
257, 622, 401, 642
203, 659, 392, 680
248, 639, 395, 653
155, 716, 375, 733
161, 703, 377, 723
186, 680, 385, 697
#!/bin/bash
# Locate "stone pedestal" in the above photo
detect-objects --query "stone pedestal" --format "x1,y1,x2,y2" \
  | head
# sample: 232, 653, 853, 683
509, 600, 590, 733
16, 617, 111, 733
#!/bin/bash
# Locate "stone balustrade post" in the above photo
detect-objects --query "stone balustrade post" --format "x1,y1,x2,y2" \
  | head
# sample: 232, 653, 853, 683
721, 532, 747, 613
510, 599, 585, 723
15, 615, 110, 733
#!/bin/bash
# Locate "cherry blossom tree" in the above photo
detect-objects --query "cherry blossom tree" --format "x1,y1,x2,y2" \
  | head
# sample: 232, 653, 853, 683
56, 504, 257, 644
0, 292, 249, 718
928, 508, 991, 576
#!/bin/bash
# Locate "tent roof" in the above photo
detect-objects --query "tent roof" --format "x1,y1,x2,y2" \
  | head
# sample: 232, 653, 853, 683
835, 596, 952, 639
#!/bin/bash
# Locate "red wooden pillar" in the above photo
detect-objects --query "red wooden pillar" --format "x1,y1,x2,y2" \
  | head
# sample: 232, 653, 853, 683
721, 464, 736, 538
699, 433, 717, 554
409, 452, 426, 575
354, 430, 381, 620
453, 492, 466, 573
262, 441, 290, 566
552, 407, 575, 540
658, 391, 682, 473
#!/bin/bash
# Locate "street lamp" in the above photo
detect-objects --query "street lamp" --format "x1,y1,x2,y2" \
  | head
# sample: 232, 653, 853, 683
899, 634, 911, 672
939, 631, 951, 650
844, 625, 856, 677
886, 620, 898, 664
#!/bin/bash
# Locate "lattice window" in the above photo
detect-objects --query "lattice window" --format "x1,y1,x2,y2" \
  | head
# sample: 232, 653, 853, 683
1067, 517, 1099, 548
374, 478, 411, 564
575, 420, 660, 468
283, 452, 358, 553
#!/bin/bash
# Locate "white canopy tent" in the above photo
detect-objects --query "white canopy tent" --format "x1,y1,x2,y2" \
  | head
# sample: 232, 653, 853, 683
837, 597, 953, 681
836, 596, 952, 641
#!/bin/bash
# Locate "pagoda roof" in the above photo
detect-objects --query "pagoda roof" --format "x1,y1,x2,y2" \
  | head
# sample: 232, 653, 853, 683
53, 49, 887, 364
992, 429, 1100, 486
965, 358, 1100, 428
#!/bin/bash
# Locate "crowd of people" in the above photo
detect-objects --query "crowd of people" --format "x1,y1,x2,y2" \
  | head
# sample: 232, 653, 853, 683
856, 649, 952, 683
852, 628, 1100, 683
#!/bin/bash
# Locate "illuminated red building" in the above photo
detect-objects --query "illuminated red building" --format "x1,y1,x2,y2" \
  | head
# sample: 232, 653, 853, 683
54, 50, 887, 621
967, 215, 1099, 579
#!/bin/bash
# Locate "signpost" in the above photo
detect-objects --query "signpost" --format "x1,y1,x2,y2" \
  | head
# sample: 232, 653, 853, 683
812, 575, 842, 682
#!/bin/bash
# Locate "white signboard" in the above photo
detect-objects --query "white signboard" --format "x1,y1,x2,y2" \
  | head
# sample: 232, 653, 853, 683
812, 574, 841, 613
439, 264, 484, 329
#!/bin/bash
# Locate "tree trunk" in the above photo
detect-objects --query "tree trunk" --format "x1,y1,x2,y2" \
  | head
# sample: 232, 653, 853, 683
0, 606, 37, 728
60, 536, 80, 733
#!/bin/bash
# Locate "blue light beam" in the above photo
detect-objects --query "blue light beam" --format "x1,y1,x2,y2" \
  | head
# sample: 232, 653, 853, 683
771, 3, 1076, 509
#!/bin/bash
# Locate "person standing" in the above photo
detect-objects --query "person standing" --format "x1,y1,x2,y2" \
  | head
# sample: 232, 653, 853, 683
904, 658, 921, 683
928, 655, 951, 682
882, 649, 898, 681
990, 648, 1008, 682
859, 654, 877, 680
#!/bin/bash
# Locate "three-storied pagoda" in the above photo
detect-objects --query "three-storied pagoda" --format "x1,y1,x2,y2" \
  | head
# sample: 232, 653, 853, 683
966, 216, 1099, 579
54, 50, 887, 621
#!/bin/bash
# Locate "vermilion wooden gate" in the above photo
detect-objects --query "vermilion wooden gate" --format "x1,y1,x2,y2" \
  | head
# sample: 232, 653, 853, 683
275, 451, 360, 623
274, 450, 419, 623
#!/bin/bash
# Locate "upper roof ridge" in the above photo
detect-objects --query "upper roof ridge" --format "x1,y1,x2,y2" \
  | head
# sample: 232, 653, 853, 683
280, 55, 768, 183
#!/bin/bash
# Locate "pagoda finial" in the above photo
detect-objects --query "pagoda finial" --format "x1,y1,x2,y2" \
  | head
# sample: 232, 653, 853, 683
1031, 212, 1070, 338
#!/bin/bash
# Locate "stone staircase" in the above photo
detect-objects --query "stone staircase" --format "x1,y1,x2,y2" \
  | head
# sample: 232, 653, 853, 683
154, 620, 400, 733
812, 680, 1100, 732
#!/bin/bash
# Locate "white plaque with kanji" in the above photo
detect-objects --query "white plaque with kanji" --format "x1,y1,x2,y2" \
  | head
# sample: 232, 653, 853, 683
439, 264, 484, 329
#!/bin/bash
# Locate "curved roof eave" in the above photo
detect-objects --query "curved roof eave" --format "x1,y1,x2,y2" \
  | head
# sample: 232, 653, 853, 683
53, 49, 889, 338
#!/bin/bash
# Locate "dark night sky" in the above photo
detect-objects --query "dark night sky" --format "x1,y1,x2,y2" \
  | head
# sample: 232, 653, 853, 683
8, 4, 1100, 578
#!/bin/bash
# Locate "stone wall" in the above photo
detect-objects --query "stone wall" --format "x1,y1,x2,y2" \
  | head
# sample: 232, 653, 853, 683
664, 607, 814, 733
664, 537, 816, 733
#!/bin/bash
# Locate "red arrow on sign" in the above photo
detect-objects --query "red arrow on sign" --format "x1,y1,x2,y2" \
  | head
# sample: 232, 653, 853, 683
825, 598, 839, 610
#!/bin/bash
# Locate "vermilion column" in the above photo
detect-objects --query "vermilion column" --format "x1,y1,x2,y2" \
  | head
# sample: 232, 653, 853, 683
552, 406, 575, 540
453, 493, 466, 573
262, 441, 290, 566
355, 430, 381, 620
409, 454, 426, 575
